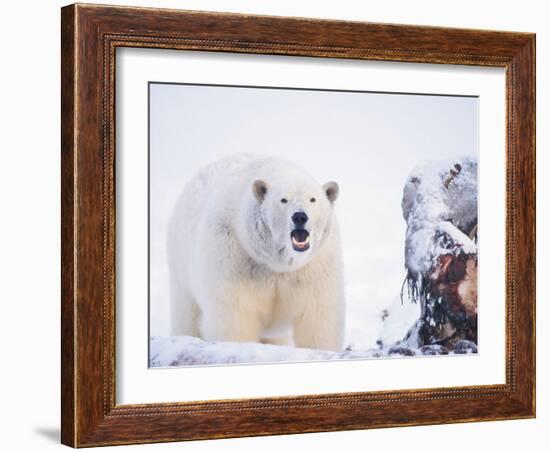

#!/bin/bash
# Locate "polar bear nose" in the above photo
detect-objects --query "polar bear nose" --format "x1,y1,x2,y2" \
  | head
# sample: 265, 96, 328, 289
292, 211, 309, 227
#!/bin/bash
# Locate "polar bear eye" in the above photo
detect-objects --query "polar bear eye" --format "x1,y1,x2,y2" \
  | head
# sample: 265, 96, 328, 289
281, 198, 288, 203
310, 197, 316, 203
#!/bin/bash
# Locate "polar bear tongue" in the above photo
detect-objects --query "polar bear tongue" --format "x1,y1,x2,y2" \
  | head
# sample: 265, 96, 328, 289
290, 229, 310, 252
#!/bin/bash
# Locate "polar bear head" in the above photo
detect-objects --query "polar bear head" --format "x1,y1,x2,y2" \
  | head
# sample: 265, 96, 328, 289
239, 159, 339, 273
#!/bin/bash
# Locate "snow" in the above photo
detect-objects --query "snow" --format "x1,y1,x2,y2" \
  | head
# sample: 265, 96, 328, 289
378, 295, 421, 347
149, 335, 477, 367
401, 157, 478, 276
149, 336, 380, 367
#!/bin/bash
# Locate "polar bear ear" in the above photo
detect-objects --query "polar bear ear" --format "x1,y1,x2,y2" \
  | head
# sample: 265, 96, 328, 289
252, 179, 268, 202
323, 181, 339, 203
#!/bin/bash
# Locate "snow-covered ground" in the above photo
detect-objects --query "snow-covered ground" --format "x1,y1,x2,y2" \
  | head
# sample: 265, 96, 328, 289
148, 83, 478, 364
150, 334, 477, 367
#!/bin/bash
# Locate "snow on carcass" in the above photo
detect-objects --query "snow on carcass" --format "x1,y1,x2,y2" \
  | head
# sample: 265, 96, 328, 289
392, 157, 478, 351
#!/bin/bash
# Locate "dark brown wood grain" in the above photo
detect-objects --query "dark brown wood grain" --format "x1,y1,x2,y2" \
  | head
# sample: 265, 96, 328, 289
60, 5, 76, 446
61, 3, 536, 447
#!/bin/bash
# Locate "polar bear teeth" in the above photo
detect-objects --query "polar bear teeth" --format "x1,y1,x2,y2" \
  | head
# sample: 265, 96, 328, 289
291, 235, 310, 248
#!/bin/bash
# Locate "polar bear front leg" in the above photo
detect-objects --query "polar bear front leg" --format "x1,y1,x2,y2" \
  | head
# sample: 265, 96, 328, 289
198, 284, 266, 343
169, 273, 200, 337
293, 301, 345, 351
290, 275, 345, 351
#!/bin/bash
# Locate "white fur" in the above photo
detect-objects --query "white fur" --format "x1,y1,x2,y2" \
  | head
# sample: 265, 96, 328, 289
168, 154, 345, 351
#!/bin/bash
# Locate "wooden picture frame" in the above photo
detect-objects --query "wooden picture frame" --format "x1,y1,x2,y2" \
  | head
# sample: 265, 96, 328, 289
61, 3, 535, 447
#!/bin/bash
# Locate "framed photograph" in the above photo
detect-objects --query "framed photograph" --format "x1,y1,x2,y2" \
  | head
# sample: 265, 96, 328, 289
61, 3, 535, 447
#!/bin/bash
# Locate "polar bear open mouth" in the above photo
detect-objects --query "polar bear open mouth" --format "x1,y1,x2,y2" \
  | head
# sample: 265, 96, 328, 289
290, 229, 310, 252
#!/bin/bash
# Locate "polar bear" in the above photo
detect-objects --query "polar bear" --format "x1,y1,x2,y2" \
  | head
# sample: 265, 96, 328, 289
167, 154, 345, 351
